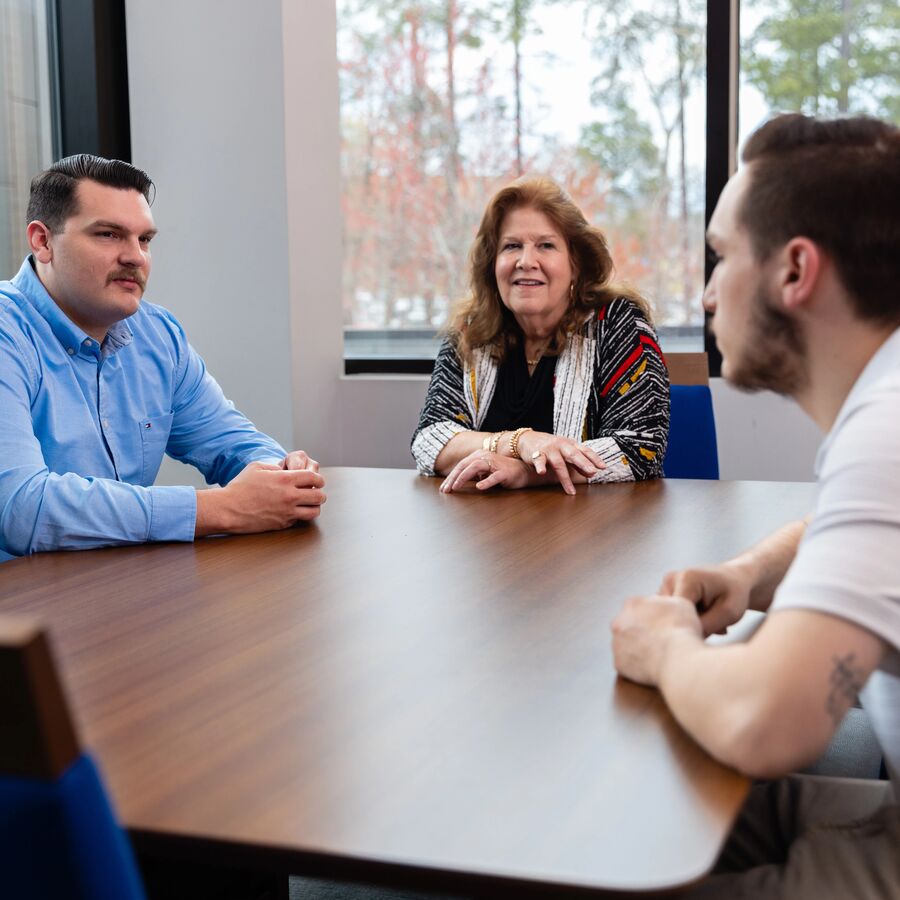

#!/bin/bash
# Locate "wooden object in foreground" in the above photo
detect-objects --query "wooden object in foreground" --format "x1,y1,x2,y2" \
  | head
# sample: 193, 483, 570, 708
666, 351, 710, 386
0, 469, 816, 897
0, 617, 80, 779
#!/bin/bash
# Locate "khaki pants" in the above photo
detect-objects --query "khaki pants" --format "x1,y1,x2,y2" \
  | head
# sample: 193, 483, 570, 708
681, 775, 900, 900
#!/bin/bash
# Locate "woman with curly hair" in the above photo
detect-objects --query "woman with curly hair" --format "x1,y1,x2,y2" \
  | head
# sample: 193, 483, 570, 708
411, 176, 669, 494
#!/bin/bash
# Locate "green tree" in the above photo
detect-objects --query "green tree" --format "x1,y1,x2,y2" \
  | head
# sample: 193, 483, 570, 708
578, 89, 661, 204
478, 0, 542, 174
744, 0, 900, 121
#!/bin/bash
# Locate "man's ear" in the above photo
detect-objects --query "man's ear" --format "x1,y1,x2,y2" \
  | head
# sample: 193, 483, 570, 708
26, 220, 54, 263
777, 237, 822, 312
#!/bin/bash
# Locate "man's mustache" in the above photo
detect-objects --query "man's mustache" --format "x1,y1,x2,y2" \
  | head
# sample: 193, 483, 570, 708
107, 270, 146, 288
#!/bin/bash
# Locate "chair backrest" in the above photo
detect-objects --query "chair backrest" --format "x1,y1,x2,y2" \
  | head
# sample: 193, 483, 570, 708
663, 352, 719, 480
0, 617, 146, 900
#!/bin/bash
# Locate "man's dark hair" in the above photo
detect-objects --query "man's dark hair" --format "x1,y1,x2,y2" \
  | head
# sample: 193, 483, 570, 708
26, 154, 155, 232
739, 113, 900, 325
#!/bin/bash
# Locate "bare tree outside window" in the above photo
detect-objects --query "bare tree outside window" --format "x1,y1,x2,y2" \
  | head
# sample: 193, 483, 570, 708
337, 0, 708, 358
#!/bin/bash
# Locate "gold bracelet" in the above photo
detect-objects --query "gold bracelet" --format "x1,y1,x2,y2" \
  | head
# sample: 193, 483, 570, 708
489, 430, 507, 454
509, 426, 533, 459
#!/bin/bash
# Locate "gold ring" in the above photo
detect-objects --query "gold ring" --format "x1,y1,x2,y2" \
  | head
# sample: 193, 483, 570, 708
531, 451, 545, 461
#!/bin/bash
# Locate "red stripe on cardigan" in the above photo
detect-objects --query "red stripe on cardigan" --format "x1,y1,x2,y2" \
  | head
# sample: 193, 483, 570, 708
639, 333, 664, 359
600, 344, 643, 397
600, 335, 664, 397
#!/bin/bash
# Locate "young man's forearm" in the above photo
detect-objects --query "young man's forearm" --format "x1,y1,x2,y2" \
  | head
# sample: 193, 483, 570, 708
656, 605, 877, 779
733, 518, 809, 612
657, 631, 776, 774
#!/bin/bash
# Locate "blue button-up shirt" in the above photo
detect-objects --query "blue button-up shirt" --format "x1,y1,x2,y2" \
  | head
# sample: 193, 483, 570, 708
0, 257, 287, 558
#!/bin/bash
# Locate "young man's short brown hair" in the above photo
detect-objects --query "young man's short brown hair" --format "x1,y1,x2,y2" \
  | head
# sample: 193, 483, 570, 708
739, 113, 900, 326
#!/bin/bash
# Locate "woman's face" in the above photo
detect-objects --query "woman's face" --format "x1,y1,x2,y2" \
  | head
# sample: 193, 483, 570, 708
494, 206, 573, 337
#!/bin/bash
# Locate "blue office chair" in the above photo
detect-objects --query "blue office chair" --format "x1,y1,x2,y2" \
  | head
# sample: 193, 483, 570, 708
0, 619, 146, 900
662, 354, 719, 480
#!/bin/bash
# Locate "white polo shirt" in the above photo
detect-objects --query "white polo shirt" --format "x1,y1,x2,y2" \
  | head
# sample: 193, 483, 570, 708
772, 326, 900, 790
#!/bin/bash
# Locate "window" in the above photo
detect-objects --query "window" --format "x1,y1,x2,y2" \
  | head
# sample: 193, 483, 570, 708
0, 0, 56, 278
338, 1, 708, 371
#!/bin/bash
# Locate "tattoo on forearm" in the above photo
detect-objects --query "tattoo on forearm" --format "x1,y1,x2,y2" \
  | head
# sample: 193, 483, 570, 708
825, 653, 865, 725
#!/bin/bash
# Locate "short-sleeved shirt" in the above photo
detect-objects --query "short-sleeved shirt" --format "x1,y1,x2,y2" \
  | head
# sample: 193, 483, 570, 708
772, 326, 900, 790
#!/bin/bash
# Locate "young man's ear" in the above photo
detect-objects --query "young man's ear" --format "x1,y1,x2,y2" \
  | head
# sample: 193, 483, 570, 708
778, 237, 822, 312
27, 221, 54, 264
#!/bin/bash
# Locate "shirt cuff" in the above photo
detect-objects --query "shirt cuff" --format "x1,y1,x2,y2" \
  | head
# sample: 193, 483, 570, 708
582, 437, 635, 483
412, 420, 469, 475
148, 485, 197, 543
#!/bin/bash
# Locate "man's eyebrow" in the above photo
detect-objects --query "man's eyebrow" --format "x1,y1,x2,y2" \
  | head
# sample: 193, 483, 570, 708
87, 220, 158, 237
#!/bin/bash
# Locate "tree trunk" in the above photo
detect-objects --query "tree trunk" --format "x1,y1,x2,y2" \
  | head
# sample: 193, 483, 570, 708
838, 0, 853, 113
440, 0, 462, 324
675, 0, 691, 321
446, 0, 461, 185
405, 6, 428, 327
513, 0, 524, 175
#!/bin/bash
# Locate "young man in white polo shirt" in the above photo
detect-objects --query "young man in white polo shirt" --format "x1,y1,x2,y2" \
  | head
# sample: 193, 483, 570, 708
612, 113, 900, 898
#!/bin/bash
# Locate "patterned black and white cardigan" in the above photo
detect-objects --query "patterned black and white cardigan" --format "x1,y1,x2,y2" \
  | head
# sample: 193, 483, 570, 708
411, 297, 670, 482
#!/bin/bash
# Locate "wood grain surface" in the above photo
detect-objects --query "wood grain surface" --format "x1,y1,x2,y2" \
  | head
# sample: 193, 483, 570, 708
0, 469, 816, 895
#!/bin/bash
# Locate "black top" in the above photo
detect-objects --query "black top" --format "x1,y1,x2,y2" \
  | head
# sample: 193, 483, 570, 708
481, 342, 556, 434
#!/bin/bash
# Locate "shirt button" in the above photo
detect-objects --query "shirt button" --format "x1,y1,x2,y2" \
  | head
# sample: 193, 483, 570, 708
84, 339, 92, 346
67, 347, 75, 355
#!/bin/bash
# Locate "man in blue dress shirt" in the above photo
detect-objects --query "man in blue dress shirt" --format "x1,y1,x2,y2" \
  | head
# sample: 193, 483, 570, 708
0, 154, 325, 559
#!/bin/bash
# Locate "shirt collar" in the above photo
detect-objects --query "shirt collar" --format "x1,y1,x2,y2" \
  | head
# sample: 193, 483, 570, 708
11, 256, 133, 359
102, 319, 133, 359
815, 325, 900, 475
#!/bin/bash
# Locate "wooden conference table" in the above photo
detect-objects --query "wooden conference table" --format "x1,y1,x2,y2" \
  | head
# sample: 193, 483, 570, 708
0, 468, 816, 897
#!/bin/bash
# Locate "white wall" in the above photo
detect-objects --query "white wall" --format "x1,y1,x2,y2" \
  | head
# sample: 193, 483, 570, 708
127, 1, 820, 487
712, 380, 820, 481
126, 0, 294, 487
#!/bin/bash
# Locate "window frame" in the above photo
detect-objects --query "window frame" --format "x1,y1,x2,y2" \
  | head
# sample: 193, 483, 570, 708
704, 0, 738, 378
51, 0, 131, 160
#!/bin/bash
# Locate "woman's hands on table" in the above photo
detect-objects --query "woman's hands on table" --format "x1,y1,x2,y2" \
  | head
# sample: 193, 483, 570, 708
440, 451, 532, 493
516, 430, 604, 495
439, 429, 605, 495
